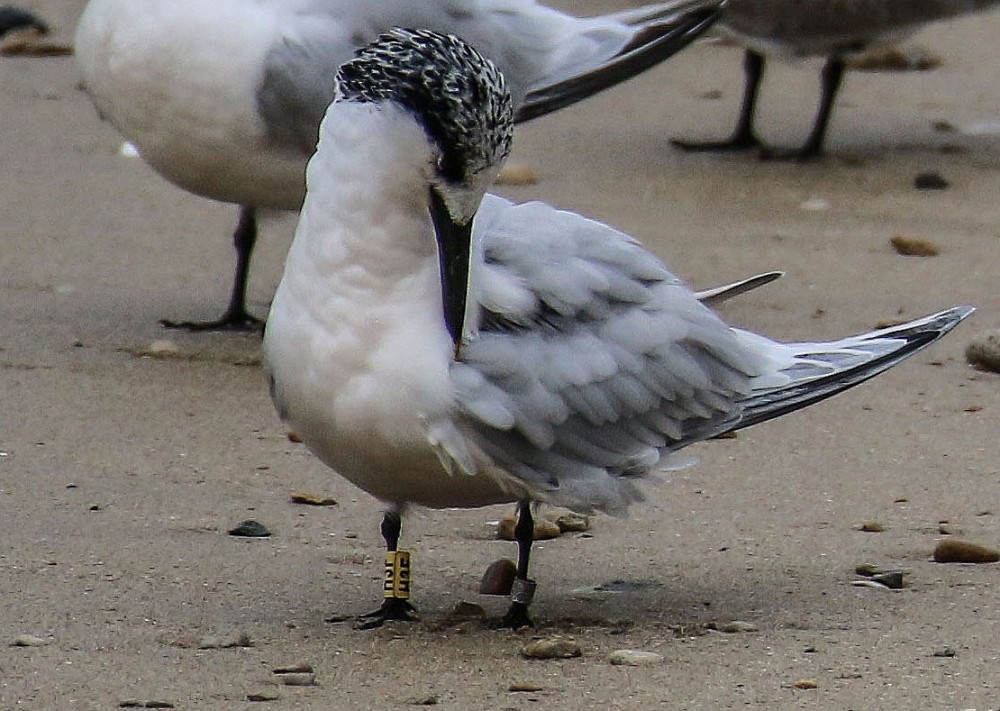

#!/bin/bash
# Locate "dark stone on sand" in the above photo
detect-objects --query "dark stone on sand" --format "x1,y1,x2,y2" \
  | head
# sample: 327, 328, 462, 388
479, 558, 517, 595
228, 520, 271, 537
914, 172, 949, 190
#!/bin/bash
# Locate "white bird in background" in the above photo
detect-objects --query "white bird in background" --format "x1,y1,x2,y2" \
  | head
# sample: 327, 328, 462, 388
263, 28, 973, 628
672, 0, 1000, 160
74, 0, 724, 330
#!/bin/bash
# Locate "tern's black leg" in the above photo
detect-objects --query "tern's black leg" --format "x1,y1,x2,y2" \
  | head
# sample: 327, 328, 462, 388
672, 50, 765, 153
759, 57, 845, 162
160, 205, 264, 331
799, 57, 845, 159
494, 501, 536, 629
356, 510, 417, 629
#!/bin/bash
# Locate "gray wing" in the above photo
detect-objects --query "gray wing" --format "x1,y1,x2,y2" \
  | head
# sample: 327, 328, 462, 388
256, 0, 710, 153
448, 195, 766, 513
255, 0, 586, 153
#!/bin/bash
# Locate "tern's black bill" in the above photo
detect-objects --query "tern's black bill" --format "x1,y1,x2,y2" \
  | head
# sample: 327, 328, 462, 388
428, 187, 472, 354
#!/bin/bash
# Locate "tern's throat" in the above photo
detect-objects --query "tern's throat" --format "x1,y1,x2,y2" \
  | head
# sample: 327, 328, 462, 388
278, 99, 459, 369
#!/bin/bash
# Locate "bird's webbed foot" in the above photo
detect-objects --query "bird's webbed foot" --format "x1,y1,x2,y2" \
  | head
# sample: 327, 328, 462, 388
354, 597, 418, 630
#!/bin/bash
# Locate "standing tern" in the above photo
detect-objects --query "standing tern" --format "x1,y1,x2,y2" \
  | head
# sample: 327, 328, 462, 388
673, 0, 1000, 160
74, 0, 724, 331
263, 29, 973, 627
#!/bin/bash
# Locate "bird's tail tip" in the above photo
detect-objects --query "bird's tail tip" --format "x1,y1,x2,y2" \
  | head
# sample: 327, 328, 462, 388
737, 305, 975, 431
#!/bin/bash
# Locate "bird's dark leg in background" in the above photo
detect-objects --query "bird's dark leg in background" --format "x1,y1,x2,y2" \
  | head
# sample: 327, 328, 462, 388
356, 509, 417, 629
756, 56, 846, 161
675, 50, 846, 162
791, 56, 845, 160
160, 205, 264, 331
672, 49, 765, 153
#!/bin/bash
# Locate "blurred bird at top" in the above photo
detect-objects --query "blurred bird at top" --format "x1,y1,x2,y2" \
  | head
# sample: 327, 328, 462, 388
672, 0, 1000, 160
75, 0, 724, 330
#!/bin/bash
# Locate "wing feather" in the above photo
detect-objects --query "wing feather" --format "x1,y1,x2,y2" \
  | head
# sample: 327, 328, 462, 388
451, 196, 763, 511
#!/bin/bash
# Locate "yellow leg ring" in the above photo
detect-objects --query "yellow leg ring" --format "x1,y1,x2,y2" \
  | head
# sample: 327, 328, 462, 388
383, 550, 411, 599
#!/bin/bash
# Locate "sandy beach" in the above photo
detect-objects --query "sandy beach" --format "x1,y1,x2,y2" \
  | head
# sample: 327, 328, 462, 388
2, 1, 999, 708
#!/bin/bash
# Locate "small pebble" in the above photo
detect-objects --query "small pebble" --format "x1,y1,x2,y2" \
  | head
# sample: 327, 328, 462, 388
794, 679, 818, 690
860, 521, 886, 532
890, 234, 940, 257
851, 580, 895, 591
521, 636, 582, 659
0, 27, 73, 57
119, 141, 141, 158
411, 695, 439, 705
931, 119, 957, 133
965, 331, 1000, 373
509, 682, 544, 692
871, 571, 905, 589
246, 690, 281, 702
229, 520, 271, 537
712, 620, 758, 634
914, 172, 950, 190
479, 558, 517, 595
846, 44, 941, 71
286, 431, 303, 443
608, 649, 664, 666
272, 663, 314, 674
495, 163, 538, 186
933, 539, 1000, 563
855, 563, 880, 577
551, 512, 590, 533
274, 672, 316, 687
290, 492, 337, 506
445, 601, 487, 621
146, 339, 180, 357
11, 634, 48, 647
932, 648, 957, 658
198, 632, 252, 649
497, 516, 561, 541
798, 197, 830, 211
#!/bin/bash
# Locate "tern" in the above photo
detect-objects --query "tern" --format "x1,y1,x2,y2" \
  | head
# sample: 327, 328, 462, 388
673, 0, 1000, 159
263, 29, 973, 628
75, 0, 724, 330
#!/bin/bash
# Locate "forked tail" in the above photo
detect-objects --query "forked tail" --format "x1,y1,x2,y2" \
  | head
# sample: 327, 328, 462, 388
736, 306, 975, 431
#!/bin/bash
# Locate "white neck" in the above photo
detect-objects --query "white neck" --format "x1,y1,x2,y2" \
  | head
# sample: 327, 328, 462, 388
288, 101, 439, 291
269, 99, 458, 403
